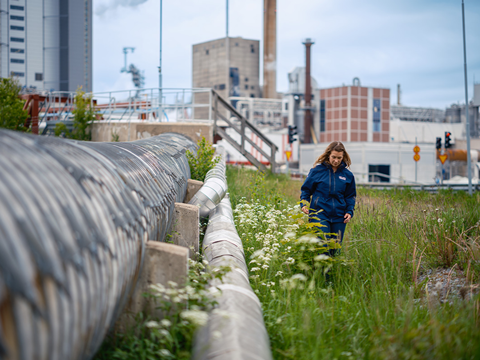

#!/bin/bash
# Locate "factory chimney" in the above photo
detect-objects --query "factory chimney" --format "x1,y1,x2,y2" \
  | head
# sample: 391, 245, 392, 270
397, 84, 401, 106
303, 38, 314, 144
263, 0, 277, 99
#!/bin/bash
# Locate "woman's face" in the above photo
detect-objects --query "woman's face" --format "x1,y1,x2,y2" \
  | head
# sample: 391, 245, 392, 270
329, 150, 344, 168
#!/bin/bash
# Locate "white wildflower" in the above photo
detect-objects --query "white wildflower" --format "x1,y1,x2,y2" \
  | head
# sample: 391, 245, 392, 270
159, 349, 172, 357
290, 274, 307, 281
181, 310, 209, 327
160, 319, 172, 327
167, 281, 178, 288
251, 267, 260, 272
314, 254, 330, 261
145, 321, 159, 328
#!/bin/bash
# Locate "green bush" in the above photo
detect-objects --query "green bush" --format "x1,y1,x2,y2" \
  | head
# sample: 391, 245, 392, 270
186, 137, 220, 181
0, 77, 29, 131
55, 87, 96, 141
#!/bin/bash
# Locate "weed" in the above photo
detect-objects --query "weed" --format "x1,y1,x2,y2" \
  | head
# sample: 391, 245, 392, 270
186, 137, 220, 181
228, 167, 480, 360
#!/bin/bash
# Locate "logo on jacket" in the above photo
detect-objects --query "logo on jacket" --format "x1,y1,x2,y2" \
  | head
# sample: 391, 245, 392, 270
339, 176, 346, 180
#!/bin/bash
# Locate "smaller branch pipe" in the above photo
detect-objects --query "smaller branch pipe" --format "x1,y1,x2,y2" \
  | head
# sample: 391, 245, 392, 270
188, 147, 228, 218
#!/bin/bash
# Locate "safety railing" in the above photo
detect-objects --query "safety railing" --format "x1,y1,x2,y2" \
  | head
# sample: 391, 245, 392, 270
211, 89, 277, 172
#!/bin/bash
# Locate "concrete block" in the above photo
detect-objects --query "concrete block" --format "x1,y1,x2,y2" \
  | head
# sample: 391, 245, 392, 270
184, 179, 204, 203
116, 241, 189, 331
170, 203, 200, 258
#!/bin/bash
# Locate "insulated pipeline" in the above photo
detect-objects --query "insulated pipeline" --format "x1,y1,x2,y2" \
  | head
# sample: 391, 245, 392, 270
188, 148, 228, 218
0, 129, 196, 360
193, 195, 272, 360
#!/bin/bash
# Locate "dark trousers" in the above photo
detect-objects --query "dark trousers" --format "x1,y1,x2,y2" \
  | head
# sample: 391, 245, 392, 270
317, 219, 346, 257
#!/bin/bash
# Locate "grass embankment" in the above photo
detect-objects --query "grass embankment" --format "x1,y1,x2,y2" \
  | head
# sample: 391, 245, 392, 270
227, 166, 480, 360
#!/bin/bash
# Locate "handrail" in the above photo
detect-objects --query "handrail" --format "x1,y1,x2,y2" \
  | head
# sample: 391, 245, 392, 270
211, 89, 277, 172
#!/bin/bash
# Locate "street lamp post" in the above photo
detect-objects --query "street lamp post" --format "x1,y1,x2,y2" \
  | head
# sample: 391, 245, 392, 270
159, 0, 163, 121
462, 0, 472, 195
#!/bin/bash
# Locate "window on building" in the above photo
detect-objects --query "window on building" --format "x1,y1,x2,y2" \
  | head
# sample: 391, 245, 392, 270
217, 84, 225, 90
10, 5, 24, 10
251, 86, 254, 90
10, 48, 24, 54
11, 58, 24, 64
11, 71, 24, 77
205, 49, 209, 55
10, 25, 24, 31
10, 37, 24, 43
368, 165, 390, 183
250, 44, 255, 53
35, 73, 43, 81
10, 15, 24, 21
245, 77, 248, 82
320, 99, 326, 132
373, 98, 381, 132
245, 85, 249, 90
250, 94, 255, 98
235, 42, 239, 46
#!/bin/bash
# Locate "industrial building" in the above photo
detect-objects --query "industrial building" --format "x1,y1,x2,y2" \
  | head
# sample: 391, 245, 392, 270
316, 82, 391, 144
192, 36, 260, 97
0, 0, 92, 92
192, 36, 260, 119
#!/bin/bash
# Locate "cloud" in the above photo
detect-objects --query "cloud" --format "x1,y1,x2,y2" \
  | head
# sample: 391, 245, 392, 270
95, 0, 148, 17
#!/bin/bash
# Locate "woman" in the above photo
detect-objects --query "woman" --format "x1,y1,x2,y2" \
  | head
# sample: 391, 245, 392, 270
300, 141, 356, 257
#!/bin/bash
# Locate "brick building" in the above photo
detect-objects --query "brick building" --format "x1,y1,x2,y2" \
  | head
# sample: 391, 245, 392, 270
317, 85, 390, 143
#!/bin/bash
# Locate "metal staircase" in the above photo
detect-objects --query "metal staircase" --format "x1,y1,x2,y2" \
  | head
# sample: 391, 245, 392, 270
210, 89, 277, 172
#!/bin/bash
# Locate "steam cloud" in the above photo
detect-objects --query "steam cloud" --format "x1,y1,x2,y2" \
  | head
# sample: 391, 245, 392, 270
95, 0, 149, 16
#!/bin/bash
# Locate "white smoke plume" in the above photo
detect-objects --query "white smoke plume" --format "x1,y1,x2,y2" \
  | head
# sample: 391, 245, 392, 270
95, 0, 149, 16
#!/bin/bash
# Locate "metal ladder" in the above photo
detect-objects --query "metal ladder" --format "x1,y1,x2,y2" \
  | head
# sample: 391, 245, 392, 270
211, 89, 277, 172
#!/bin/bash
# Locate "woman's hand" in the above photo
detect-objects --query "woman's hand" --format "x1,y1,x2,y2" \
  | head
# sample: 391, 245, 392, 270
344, 213, 352, 224
301, 206, 309, 215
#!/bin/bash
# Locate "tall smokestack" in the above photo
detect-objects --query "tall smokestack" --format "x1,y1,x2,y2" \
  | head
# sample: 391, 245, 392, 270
397, 84, 401, 106
303, 38, 314, 144
263, 0, 277, 99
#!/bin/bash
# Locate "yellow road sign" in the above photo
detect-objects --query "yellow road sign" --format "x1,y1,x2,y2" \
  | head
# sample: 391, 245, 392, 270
285, 150, 292, 161
413, 145, 420, 153
439, 154, 448, 164
413, 154, 420, 162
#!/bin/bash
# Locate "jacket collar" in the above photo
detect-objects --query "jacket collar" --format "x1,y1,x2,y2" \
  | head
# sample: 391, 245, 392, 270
322, 161, 346, 171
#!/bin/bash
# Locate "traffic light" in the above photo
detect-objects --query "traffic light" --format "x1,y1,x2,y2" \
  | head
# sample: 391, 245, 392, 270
288, 125, 298, 144
445, 132, 452, 148
436, 137, 442, 150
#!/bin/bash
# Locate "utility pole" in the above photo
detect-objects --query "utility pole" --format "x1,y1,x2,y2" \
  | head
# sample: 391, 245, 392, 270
159, 0, 163, 121
226, 0, 230, 98
462, 0, 472, 195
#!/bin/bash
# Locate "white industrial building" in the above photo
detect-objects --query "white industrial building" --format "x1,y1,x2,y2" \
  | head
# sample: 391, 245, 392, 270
0, 0, 92, 92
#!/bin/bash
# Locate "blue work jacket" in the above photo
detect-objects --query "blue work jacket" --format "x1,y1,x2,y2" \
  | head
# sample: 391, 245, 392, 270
300, 162, 356, 223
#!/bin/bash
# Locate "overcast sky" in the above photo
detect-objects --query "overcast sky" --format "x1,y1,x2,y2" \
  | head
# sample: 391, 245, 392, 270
93, 0, 480, 109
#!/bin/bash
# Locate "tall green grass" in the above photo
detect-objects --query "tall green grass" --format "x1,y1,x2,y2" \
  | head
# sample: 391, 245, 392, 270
227, 166, 480, 360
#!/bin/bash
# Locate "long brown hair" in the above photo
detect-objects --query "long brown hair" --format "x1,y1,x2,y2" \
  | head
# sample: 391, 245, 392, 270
313, 141, 351, 167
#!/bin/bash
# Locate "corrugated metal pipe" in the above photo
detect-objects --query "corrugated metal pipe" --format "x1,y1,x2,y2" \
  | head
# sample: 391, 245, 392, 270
190, 147, 272, 359
0, 129, 196, 360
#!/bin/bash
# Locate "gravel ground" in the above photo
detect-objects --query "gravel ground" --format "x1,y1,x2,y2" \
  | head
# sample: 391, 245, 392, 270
417, 267, 479, 304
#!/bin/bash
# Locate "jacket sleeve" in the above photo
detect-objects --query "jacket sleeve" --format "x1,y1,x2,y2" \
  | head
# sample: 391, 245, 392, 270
345, 174, 356, 217
300, 168, 316, 208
